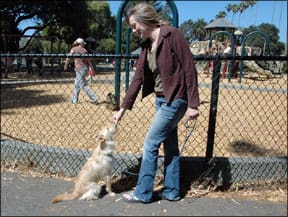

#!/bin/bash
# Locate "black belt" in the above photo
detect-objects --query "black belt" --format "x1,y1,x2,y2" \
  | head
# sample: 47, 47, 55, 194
155, 92, 165, 97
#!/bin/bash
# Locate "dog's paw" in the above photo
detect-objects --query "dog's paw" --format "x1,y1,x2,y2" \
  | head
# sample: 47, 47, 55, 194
81, 195, 99, 201
108, 192, 115, 197
87, 197, 99, 201
80, 193, 100, 201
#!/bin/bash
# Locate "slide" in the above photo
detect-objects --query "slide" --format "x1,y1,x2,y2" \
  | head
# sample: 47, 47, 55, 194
243, 60, 273, 78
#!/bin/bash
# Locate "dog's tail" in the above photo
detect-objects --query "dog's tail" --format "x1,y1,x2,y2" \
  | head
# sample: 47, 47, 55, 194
51, 191, 82, 204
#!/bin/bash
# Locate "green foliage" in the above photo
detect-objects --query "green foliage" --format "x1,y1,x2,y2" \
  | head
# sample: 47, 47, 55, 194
180, 19, 207, 43
0, 0, 88, 52
243, 23, 285, 55
98, 38, 116, 54
87, 1, 114, 43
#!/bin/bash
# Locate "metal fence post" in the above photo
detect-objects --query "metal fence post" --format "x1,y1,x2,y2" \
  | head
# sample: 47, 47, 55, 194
125, 28, 131, 92
115, 0, 129, 108
205, 54, 221, 162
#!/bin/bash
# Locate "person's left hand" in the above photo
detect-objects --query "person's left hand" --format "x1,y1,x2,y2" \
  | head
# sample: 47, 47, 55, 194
113, 108, 126, 125
186, 107, 199, 120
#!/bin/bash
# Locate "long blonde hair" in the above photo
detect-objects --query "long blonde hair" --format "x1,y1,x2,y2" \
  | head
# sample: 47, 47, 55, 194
125, 2, 168, 27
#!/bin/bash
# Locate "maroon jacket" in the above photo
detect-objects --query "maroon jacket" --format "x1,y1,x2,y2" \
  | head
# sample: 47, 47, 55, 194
121, 25, 200, 110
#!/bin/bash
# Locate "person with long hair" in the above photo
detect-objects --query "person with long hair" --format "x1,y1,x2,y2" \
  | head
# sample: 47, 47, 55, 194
113, 2, 200, 203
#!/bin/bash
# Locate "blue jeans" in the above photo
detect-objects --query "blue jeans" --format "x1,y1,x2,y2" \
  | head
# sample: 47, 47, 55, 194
71, 67, 97, 104
134, 97, 187, 202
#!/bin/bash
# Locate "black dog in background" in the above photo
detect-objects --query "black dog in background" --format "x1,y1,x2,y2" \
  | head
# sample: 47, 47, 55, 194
106, 92, 119, 111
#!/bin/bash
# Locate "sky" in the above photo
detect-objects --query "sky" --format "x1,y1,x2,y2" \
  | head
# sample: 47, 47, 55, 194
108, 0, 287, 43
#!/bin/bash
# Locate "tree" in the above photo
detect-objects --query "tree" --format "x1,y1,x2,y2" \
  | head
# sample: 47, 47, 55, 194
46, 1, 88, 44
225, 4, 233, 22
225, 1, 257, 26
86, 1, 115, 53
179, 19, 207, 43
180, 19, 195, 43
243, 23, 285, 55
231, 4, 240, 24
0, 0, 88, 52
216, 11, 227, 19
98, 38, 116, 54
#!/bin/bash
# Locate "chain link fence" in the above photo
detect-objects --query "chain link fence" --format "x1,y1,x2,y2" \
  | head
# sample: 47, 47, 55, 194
1, 53, 287, 189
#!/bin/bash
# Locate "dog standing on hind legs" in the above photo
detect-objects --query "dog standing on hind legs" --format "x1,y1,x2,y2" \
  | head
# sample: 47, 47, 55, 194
51, 124, 117, 203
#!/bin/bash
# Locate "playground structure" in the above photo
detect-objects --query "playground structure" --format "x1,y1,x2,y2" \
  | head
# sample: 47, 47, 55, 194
189, 39, 276, 79
188, 17, 284, 81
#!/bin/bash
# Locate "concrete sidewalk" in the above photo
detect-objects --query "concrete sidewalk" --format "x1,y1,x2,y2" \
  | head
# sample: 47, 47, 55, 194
1, 171, 287, 216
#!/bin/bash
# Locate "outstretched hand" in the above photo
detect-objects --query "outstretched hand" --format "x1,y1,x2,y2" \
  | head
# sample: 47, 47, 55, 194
113, 108, 126, 125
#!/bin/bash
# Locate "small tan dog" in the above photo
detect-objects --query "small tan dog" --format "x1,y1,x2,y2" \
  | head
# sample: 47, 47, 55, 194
51, 124, 117, 203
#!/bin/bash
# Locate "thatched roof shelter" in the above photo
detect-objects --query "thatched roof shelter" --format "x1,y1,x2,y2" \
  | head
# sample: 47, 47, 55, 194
204, 17, 236, 30
204, 17, 237, 40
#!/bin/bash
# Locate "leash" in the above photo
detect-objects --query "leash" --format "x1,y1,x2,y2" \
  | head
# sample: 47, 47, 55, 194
179, 119, 197, 156
180, 119, 217, 192
122, 119, 197, 176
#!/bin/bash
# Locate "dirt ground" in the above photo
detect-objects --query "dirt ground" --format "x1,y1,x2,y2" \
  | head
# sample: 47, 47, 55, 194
1, 70, 287, 157
1, 69, 287, 203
